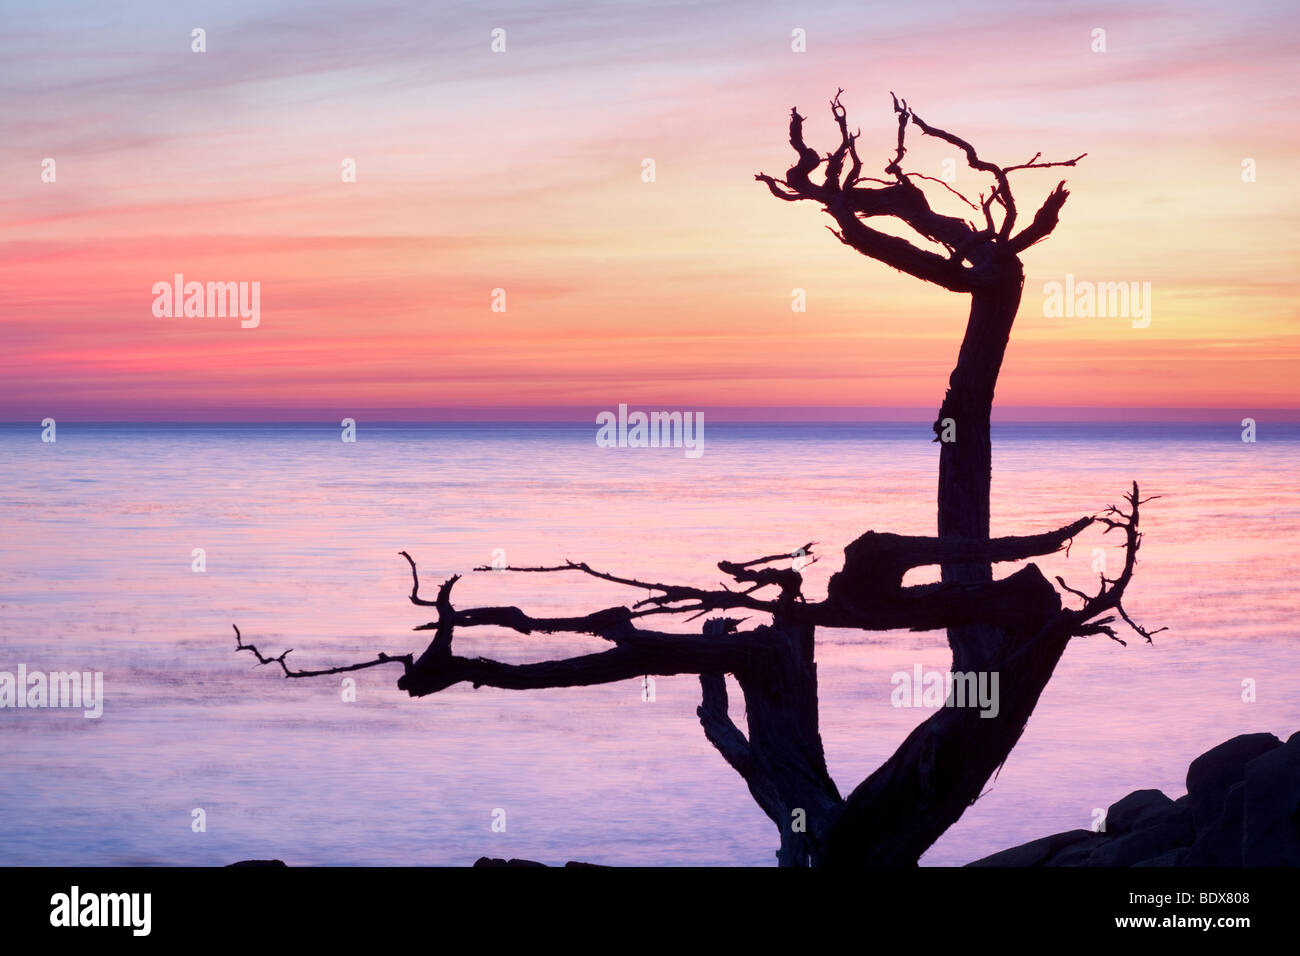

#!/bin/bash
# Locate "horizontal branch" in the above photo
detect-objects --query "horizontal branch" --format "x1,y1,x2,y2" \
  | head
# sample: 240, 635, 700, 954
232, 625, 412, 679
812, 562, 1065, 634
1003, 151, 1088, 174
828, 516, 1092, 599
468, 559, 776, 616
399, 620, 776, 697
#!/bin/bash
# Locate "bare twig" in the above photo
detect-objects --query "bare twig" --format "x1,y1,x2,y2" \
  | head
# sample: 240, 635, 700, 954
232, 624, 411, 679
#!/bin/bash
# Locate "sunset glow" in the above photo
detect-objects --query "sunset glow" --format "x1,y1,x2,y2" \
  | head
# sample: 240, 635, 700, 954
2, 0, 1297, 420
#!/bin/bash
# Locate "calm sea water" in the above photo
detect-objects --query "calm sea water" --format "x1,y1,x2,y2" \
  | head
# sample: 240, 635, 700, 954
1, 421, 1298, 866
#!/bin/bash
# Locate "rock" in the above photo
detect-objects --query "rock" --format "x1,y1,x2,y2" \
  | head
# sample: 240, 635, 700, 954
227, 859, 287, 867
970, 729, 1300, 867
1105, 789, 1177, 835
1242, 734, 1300, 865
1085, 789, 1194, 865
967, 829, 1106, 867
1186, 733, 1281, 830
1186, 782, 1245, 865
1043, 832, 1115, 866
472, 856, 604, 867
473, 857, 548, 867
1086, 810, 1194, 866
1133, 847, 1190, 866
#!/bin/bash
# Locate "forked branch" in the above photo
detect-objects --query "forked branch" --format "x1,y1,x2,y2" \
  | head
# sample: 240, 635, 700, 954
755, 91, 1085, 283
232, 624, 412, 679
1058, 482, 1167, 645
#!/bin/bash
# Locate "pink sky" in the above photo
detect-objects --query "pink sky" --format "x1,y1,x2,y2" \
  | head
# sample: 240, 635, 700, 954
2, 0, 1297, 420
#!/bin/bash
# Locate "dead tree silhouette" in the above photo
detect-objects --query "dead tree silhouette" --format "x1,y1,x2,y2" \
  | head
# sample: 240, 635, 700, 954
231, 93, 1161, 867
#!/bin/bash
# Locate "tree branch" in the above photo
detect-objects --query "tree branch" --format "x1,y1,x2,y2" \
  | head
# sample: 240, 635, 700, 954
697, 667, 788, 826
902, 99, 1016, 238
399, 618, 775, 698
756, 98, 981, 290
1057, 482, 1166, 645
1007, 181, 1070, 254
232, 624, 412, 679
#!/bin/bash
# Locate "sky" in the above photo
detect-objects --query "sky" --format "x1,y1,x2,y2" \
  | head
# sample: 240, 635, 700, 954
1, 0, 1297, 421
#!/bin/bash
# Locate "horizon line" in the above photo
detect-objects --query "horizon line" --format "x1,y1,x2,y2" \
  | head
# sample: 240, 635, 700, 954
4, 405, 1296, 426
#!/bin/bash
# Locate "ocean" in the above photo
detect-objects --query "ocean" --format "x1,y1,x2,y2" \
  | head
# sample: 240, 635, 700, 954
1, 421, 1298, 865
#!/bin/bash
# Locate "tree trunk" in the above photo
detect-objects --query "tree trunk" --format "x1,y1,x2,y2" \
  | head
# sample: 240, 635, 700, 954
937, 262, 1025, 671
819, 591, 1070, 866
819, 260, 1074, 866
728, 614, 842, 866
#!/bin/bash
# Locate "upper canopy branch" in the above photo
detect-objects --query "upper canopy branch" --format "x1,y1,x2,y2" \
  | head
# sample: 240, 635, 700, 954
755, 91, 1084, 285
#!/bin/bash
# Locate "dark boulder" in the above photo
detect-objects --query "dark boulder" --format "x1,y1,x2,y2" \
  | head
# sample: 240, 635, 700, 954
226, 859, 288, 867
1186, 781, 1245, 865
1242, 734, 1300, 865
968, 829, 1106, 867
1133, 847, 1190, 867
1185, 733, 1281, 829
1104, 789, 1177, 835
472, 857, 606, 867
473, 857, 548, 867
972, 730, 1298, 867
1088, 803, 1193, 866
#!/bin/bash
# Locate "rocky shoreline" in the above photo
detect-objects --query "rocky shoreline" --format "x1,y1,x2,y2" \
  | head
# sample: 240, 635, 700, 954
226, 730, 1300, 868
970, 731, 1300, 866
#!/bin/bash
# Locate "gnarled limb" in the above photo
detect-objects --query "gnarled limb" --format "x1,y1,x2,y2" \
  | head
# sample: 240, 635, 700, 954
757, 93, 1083, 290
398, 628, 770, 697
828, 516, 1092, 597
756, 100, 978, 291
